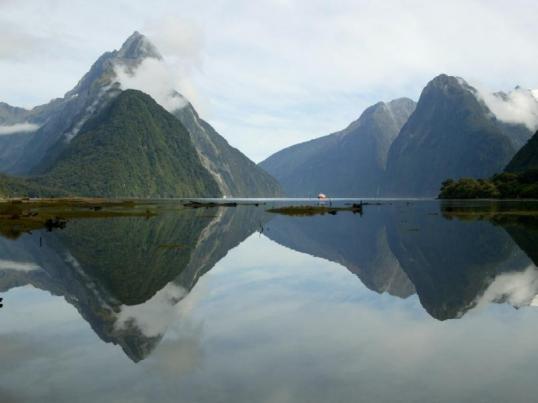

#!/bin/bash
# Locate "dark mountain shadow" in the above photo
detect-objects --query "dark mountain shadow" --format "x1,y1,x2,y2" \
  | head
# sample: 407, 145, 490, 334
0, 205, 267, 362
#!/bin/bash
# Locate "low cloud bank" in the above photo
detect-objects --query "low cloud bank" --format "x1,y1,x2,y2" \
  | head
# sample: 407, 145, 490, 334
0, 122, 39, 135
476, 86, 538, 131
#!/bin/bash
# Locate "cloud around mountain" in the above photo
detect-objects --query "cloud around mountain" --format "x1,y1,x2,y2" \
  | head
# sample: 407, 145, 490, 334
0, 122, 40, 135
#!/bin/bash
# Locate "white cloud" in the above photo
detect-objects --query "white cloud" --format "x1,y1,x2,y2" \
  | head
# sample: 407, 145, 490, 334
1, 0, 538, 160
475, 86, 538, 131
113, 17, 209, 114
114, 58, 189, 112
0, 122, 40, 135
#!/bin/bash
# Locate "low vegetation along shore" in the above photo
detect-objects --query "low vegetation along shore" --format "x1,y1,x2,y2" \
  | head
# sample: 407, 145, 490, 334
0, 198, 155, 239
439, 170, 538, 199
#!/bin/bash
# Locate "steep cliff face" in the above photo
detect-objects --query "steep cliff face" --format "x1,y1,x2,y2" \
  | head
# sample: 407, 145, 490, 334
174, 103, 283, 197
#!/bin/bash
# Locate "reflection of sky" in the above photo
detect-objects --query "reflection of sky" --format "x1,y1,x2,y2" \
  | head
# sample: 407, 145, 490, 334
2, 234, 538, 402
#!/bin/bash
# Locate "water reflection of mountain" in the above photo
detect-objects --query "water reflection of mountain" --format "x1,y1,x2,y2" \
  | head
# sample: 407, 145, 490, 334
389, 206, 535, 320
264, 210, 415, 298
492, 215, 538, 266
265, 203, 538, 321
1, 202, 538, 361
0, 206, 266, 362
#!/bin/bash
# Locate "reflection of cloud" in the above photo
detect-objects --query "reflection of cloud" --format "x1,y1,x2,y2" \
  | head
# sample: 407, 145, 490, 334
115, 283, 188, 338
141, 235, 538, 403
147, 322, 204, 377
472, 266, 538, 311
0, 259, 40, 272
5, 234, 538, 402
0, 334, 44, 374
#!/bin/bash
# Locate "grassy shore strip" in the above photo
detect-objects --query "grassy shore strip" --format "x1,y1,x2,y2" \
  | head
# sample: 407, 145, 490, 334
267, 204, 363, 216
0, 198, 157, 239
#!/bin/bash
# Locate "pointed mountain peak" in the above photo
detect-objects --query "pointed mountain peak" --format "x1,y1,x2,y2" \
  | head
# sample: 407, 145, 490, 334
419, 74, 478, 103
117, 31, 162, 61
357, 97, 416, 122
344, 97, 416, 136
428, 74, 472, 91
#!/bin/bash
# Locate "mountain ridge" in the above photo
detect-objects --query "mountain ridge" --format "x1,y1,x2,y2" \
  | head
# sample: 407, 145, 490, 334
0, 32, 282, 198
260, 97, 416, 196
34, 89, 221, 197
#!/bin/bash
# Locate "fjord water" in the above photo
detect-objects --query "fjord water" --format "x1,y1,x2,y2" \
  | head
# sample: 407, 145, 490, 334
1, 201, 538, 402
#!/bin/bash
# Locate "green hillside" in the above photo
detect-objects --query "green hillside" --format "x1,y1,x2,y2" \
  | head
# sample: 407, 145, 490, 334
0, 174, 67, 198
439, 131, 538, 199
34, 90, 220, 198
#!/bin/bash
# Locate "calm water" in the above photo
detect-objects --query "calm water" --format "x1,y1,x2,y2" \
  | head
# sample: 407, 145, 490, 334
1, 200, 538, 402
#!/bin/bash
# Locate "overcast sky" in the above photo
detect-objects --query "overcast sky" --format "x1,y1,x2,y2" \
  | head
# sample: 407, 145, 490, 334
1, 0, 538, 161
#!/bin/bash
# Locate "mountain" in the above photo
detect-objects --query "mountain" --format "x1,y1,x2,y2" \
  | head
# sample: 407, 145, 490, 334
0, 101, 55, 172
259, 98, 416, 197
33, 90, 220, 198
0, 32, 281, 197
262, 74, 533, 198
384, 74, 530, 196
505, 130, 538, 172
174, 102, 282, 197
7, 31, 160, 175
